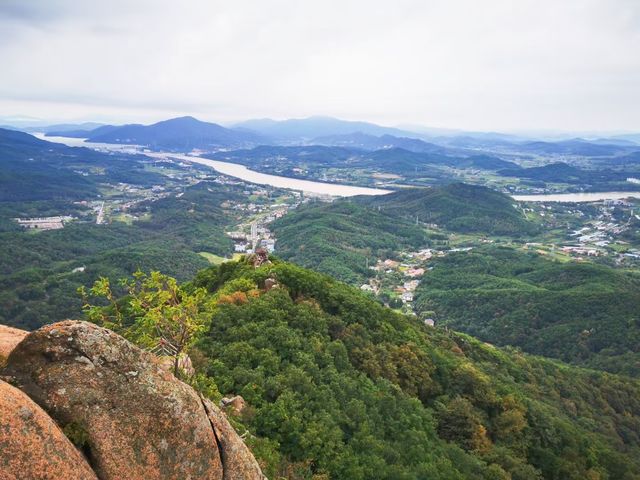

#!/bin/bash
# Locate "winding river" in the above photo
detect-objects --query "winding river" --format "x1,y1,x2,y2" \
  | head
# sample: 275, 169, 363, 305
38, 134, 392, 197
147, 152, 393, 197
37, 134, 640, 201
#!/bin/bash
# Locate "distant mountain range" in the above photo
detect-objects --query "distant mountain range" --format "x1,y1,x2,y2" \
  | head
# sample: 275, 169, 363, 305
516, 139, 632, 156
18, 114, 639, 160
232, 116, 424, 141
30, 122, 106, 134
44, 117, 266, 150
310, 132, 445, 153
609, 133, 640, 145
45, 124, 118, 138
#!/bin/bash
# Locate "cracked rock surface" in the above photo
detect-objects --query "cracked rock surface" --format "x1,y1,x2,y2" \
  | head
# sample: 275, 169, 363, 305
0, 379, 98, 480
2, 321, 265, 480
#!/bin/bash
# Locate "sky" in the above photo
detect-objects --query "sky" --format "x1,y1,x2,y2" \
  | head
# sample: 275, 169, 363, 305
1, 0, 639, 133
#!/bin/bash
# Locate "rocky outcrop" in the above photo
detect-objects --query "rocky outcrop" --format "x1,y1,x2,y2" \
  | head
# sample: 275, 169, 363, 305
0, 379, 98, 480
0, 324, 27, 363
221, 395, 247, 415
202, 398, 266, 480
2, 320, 265, 480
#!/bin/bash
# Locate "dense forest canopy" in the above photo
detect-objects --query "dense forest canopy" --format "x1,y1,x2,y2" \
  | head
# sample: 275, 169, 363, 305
0, 181, 242, 330
271, 200, 432, 283
355, 184, 537, 235
414, 246, 640, 377
156, 258, 640, 479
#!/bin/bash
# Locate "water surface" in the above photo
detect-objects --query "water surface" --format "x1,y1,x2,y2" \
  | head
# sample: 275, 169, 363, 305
513, 192, 640, 202
36, 134, 640, 201
38, 134, 392, 197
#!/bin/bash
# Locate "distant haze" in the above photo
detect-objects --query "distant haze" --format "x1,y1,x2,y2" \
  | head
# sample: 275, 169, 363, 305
1, 0, 639, 133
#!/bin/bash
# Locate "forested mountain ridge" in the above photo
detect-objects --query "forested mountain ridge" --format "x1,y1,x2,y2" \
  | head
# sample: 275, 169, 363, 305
87, 116, 265, 150
355, 183, 536, 235
0, 127, 165, 205
184, 257, 640, 479
270, 183, 536, 283
270, 200, 432, 283
414, 246, 640, 377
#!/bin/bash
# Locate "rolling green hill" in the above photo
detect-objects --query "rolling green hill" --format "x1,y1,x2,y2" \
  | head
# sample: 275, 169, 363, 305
414, 246, 640, 377
271, 184, 536, 283
0, 128, 166, 209
270, 200, 433, 283
356, 183, 537, 235
170, 258, 640, 479
0, 181, 243, 331
213, 146, 514, 184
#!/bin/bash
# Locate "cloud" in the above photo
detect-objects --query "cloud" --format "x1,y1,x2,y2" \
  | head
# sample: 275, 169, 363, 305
0, 0, 639, 132
0, 1, 60, 22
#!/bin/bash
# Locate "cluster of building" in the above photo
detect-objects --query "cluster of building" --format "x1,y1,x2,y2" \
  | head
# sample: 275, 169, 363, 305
14, 216, 74, 231
227, 222, 278, 254
522, 198, 640, 262
229, 224, 277, 254
561, 201, 637, 258
360, 245, 480, 314
226, 200, 297, 255
363, 249, 445, 306
561, 246, 600, 257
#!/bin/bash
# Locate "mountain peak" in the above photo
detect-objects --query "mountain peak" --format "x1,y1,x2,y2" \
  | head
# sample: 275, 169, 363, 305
86, 116, 263, 150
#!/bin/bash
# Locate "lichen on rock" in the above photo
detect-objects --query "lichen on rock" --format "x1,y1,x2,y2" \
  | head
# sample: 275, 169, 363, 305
0, 379, 98, 480
3, 320, 224, 480
2, 320, 266, 480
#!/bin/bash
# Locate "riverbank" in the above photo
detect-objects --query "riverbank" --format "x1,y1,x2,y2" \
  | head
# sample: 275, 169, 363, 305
35, 134, 640, 202
513, 192, 640, 202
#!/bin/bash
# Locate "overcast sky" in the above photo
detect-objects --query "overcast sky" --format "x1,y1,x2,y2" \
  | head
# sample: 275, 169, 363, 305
1, 0, 639, 132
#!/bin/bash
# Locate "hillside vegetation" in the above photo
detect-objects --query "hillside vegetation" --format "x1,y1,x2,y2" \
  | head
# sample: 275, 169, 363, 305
356, 184, 537, 235
179, 258, 640, 479
270, 200, 433, 283
271, 184, 536, 283
0, 182, 242, 330
414, 246, 640, 377
0, 128, 166, 206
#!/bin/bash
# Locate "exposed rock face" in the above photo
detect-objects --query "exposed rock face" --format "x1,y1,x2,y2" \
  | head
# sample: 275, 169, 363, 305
263, 278, 278, 292
202, 397, 266, 480
4, 321, 224, 480
221, 395, 247, 415
0, 379, 98, 480
0, 325, 27, 363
